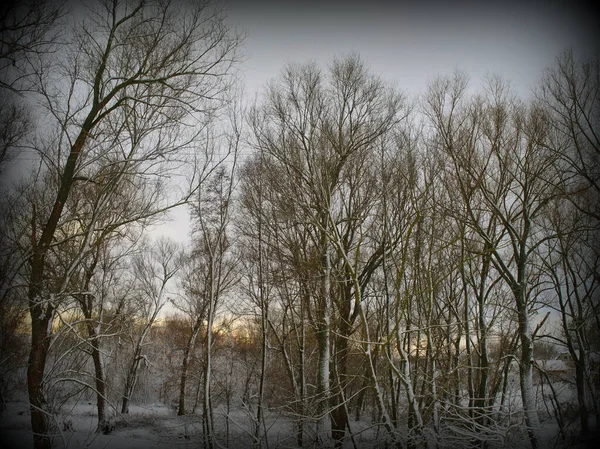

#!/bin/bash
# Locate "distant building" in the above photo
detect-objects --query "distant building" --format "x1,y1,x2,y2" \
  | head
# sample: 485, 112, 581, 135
539, 350, 600, 387
534, 358, 573, 383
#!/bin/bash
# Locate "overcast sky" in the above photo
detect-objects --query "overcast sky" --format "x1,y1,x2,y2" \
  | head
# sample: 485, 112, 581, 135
5, 0, 597, 244
224, 0, 598, 100
154, 0, 599, 243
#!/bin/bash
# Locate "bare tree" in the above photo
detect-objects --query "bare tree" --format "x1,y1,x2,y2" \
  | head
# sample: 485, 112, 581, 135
10, 1, 241, 446
175, 261, 209, 417
245, 54, 406, 448
425, 73, 561, 449
541, 199, 600, 436
176, 160, 239, 418
0, 0, 65, 90
0, 0, 65, 176
239, 150, 314, 447
538, 50, 600, 221
247, 60, 333, 445
121, 237, 182, 414
70, 238, 135, 431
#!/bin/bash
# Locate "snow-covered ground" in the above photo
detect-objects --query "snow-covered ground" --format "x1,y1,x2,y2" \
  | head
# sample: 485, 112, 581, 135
1, 390, 593, 449
2, 402, 190, 449
0, 400, 383, 449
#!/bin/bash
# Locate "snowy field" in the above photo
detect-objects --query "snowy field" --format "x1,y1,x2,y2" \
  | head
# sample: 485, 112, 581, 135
1, 382, 596, 449
1, 401, 384, 449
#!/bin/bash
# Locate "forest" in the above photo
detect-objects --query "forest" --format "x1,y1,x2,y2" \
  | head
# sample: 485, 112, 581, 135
0, 1, 598, 449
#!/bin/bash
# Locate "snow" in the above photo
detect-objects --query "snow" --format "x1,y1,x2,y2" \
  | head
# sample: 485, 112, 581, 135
1, 402, 183, 449
1, 399, 393, 449
0, 383, 583, 449
536, 359, 569, 372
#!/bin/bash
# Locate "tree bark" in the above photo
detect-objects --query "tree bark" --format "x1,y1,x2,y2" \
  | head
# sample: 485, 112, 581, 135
178, 320, 201, 416
331, 289, 350, 447
575, 353, 590, 435
202, 273, 215, 449
121, 324, 151, 414
87, 322, 108, 430
316, 242, 332, 446
27, 306, 54, 449
27, 117, 95, 449
515, 285, 542, 449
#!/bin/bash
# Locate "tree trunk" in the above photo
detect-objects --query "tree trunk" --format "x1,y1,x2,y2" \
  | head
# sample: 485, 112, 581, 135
316, 243, 332, 446
297, 293, 307, 447
178, 321, 201, 416
27, 124, 92, 449
121, 363, 135, 414
331, 298, 350, 448
80, 269, 108, 432
202, 363, 214, 449
254, 206, 268, 449
254, 301, 267, 449
88, 325, 107, 429
575, 355, 590, 435
177, 343, 191, 416
27, 306, 54, 449
475, 294, 490, 428
516, 289, 542, 449
203, 279, 215, 449
122, 343, 143, 414
122, 296, 163, 414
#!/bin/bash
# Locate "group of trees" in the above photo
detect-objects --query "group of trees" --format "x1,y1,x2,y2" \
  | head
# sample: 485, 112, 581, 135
1, 0, 241, 448
0, 1, 598, 449
237, 55, 599, 449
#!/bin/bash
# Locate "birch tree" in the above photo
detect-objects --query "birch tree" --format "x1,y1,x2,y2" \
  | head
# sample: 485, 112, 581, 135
238, 166, 271, 449
247, 60, 334, 445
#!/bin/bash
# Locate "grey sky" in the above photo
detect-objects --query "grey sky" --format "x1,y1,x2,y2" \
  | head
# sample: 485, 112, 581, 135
3, 0, 597, 244
155, 0, 599, 244
225, 0, 598, 99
